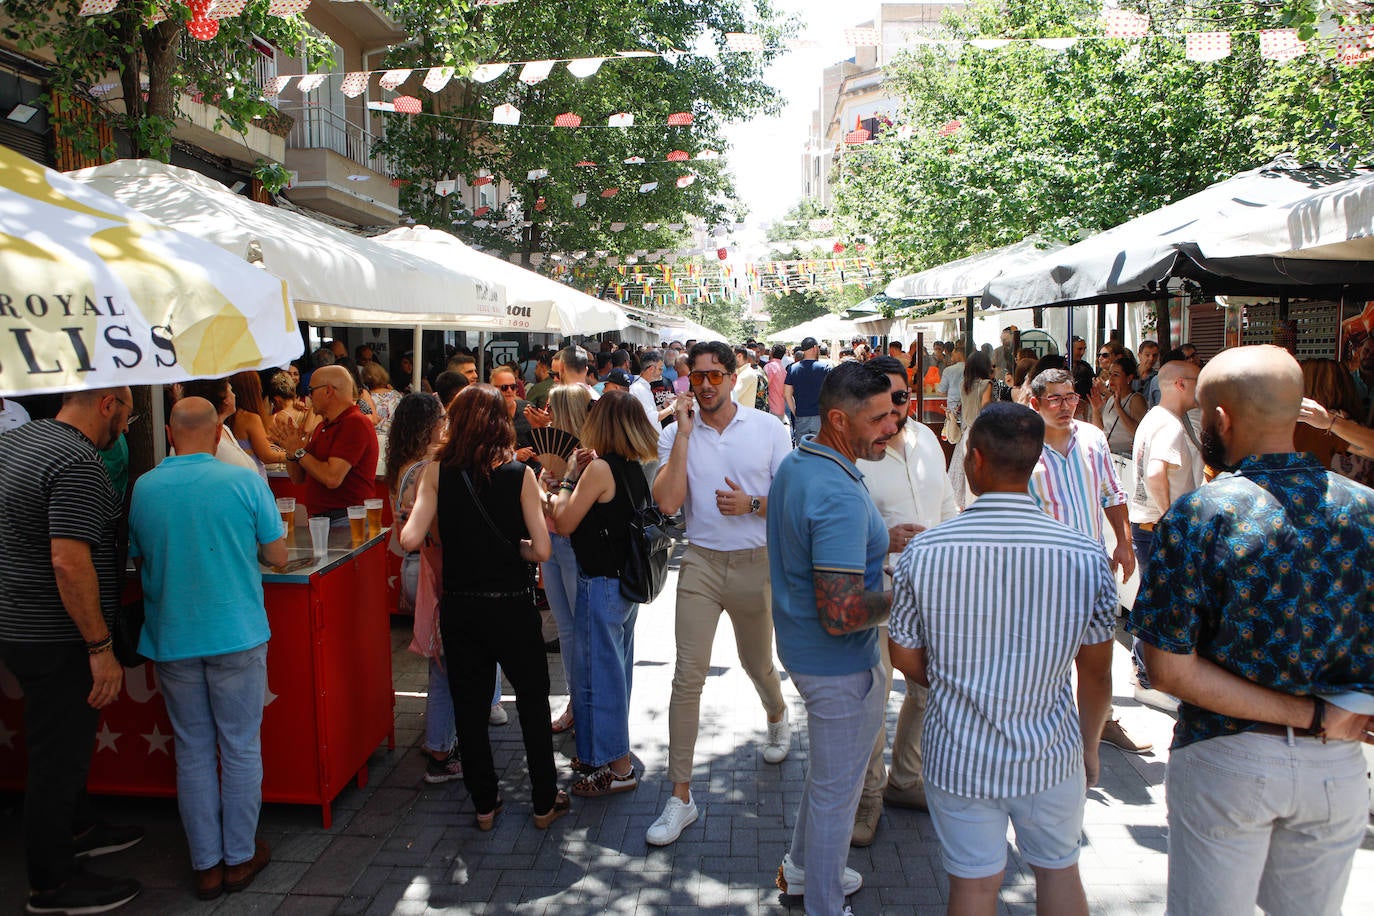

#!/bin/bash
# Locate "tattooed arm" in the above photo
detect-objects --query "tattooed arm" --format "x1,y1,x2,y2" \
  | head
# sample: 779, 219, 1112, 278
814, 570, 891, 636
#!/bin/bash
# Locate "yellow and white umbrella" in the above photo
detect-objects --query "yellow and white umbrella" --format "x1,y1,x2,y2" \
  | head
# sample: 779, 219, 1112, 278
0, 147, 298, 396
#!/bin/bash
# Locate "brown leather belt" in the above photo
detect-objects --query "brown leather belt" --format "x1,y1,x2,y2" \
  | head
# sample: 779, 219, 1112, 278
1135, 521, 1156, 532
1247, 723, 1319, 739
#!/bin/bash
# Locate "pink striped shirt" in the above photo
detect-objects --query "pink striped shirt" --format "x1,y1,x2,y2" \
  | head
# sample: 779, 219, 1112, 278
1028, 420, 1126, 545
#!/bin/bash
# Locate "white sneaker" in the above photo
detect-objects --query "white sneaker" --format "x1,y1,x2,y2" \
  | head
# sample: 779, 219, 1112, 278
488, 704, 508, 726
645, 794, 699, 846
763, 708, 791, 764
776, 853, 862, 897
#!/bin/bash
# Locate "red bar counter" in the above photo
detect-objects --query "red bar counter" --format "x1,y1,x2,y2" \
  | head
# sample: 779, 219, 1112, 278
0, 525, 395, 828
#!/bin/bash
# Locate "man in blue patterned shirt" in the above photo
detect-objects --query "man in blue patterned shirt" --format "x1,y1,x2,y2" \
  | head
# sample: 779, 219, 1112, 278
1127, 345, 1374, 916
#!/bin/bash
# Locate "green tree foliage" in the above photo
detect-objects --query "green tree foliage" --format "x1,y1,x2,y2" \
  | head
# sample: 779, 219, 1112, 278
762, 198, 865, 333
373, 0, 790, 281
832, 0, 1374, 276
2, 0, 321, 159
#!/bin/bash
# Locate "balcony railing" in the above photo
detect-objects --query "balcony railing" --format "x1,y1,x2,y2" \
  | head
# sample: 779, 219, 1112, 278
287, 104, 393, 178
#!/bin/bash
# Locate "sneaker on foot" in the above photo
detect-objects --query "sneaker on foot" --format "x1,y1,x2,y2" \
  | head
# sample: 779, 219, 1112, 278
646, 794, 699, 846
423, 748, 464, 784
763, 708, 791, 764
26, 872, 140, 915
850, 797, 881, 848
571, 764, 637, 798
1100, 718, 1153, 754
1133, 682, 1181, 714
72, 823, 144, 859
775, 853, 862, 897
488, 704, 509, 726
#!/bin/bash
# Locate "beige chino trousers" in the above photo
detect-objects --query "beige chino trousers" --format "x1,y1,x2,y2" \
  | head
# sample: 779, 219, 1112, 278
667, 544, 787, 785
862, 628, 927, 801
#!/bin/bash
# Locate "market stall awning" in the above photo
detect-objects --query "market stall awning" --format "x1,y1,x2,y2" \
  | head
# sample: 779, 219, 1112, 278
885, 236, 1066, 301
68, 160, 510, 328
0, 147, 298, 396
372, 226, 627, 335
985, 160, 1374, 311
770, 311, 858, 344
652, 315, 729, 342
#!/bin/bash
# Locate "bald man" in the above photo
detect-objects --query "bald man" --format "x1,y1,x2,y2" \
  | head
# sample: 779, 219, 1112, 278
275, 364, 380, 518
1127, 345, 1374, 916
130, 397, 286, 899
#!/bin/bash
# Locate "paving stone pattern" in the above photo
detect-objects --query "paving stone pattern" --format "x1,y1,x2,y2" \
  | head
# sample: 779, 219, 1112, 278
2, 558, 1371, 914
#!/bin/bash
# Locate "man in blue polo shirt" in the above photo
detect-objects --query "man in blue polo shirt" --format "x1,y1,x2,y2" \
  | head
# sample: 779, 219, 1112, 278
768, 361, 899, 914
128, 398, 287, 902
785, 336, 830, 446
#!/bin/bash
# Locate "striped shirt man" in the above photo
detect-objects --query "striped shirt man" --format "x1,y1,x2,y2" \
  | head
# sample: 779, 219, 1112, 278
889, 493, 1118, 798
1028, 419, 1125, 544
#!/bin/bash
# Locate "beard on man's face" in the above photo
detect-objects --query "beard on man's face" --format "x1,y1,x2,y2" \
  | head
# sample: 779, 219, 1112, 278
1200, 425, 1231, 472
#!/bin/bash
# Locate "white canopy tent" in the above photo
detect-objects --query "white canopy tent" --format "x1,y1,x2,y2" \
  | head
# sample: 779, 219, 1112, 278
885, 236, 1067, 301
769, 312, 858, 348
652, 315, 730, 343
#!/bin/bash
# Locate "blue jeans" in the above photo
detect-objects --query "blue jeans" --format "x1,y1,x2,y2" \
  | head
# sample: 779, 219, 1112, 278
1130, 523, 1155, 686
541, 533, 580, 705
424, 657, 456, 755
571, 574, 637, 767
157, 643, 268, 871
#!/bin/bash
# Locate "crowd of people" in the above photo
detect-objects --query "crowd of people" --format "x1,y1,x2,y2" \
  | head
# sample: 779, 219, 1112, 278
0, 327, 1369, 916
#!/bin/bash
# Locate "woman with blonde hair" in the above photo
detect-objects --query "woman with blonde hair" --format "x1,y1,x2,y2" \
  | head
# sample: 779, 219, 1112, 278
360, 362, 402, 436
550, 391, 659, 798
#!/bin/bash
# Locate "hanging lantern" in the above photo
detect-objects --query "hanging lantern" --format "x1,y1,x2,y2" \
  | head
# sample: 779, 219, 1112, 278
716, 247, 728, 260
187, 16, 219, 39
534, 197, 547, 211
832, 242, 845, 254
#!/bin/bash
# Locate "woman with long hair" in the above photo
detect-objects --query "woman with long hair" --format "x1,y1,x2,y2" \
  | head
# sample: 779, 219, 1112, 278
1091, 354, 1148, 456
227, 371, 286, 477
1298, 357, 1363, 467
178, 378, 259, 476
538, 385, 593, 735
400, 385, 562, 831
361, 363, 402, 436
948, 351, 996, 507
386, 393, 460, 785
550, 391, 659, 798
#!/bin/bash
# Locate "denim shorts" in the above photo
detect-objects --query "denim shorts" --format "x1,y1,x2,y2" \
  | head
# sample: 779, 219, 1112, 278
926, 769, 1085, 879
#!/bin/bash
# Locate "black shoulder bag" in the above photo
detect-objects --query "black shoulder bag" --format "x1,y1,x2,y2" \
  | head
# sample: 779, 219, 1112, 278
604, 460, 674, 604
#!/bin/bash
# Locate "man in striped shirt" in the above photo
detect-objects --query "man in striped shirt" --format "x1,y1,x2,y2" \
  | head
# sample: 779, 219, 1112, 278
890, 402, 1116, 916
1027, 367, 1149, 755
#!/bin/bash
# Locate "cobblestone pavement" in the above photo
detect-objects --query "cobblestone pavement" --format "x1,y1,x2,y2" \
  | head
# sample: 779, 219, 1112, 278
3, 557, 1372, 915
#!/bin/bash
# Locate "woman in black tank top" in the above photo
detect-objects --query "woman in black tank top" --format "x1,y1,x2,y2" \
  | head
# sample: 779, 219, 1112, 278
549, 392, 661, 799
400, 386, 567, 830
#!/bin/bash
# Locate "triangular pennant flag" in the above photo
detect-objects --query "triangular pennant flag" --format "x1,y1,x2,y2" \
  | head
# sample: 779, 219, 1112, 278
1185, 31, 1230, 62
566, 57, 605, 78
392, 95, 422, 114
340, 72, 369, 98
209, 0, 248, 17
1101, 9, 1149, 38
526, 168, 549, 180
666, 150, 690, 161
1034, 38, 1077, 50
575, 161, 597, 168
422, 67, 454, 92
529, 253, 544, 265
667, 112, 694, 126
695, 149, 719, 160
610, 222, 627, 231
667, 223, 684, 230
608, 112, 635, 127
187, 15, 218, 39
624, 156, 646, 164
1259, 29, 1305, 62
434, 179, 456, 197
519, 60, 554, 84
725, 33, 765, 52
379, 69, 412, 90
676, 174, 696, 188
968, 39, 1011, 49
492, 104, 521, 125
937, 119, 962, 137
534, 197, 547, 211
639, 182, 658, 193
1336, 25, 1374, 65
843, 27, 881, 46
473, 206, 491, 217
601, 188, 620, 198
266, 0, 309, 13
296, 74, 327, 93
554, 112, 583, 127
844, 128, 871, 145
264, 75, 293, 98
615, 50, 657, 57
643, 222, 660, 230
572, 193, 588, 208
471, 63, 509, 83
471, 175, 493, 186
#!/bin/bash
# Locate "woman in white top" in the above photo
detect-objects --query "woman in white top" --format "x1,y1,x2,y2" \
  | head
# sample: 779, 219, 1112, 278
176, 378, 262, 477
1091, 354, 1147, 456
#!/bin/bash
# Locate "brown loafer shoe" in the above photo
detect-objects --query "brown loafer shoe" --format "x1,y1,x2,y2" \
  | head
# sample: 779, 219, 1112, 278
194, 864, 223, 901
476, 798, 504, 832
223, 839, 271, 893
532, 790, 571, 829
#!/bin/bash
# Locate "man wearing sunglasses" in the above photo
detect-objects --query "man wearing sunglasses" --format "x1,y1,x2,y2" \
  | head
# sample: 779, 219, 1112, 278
647, 342, 793, 848
851, 356, 959, 847
1028, 369, 1150, 756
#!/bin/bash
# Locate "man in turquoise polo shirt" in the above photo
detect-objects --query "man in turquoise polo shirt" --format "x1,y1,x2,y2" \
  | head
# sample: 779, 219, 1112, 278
128, 398, 287, 902
768, 361, 899, 914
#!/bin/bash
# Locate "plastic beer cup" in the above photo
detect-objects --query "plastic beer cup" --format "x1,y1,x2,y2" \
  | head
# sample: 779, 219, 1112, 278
347, 505, 367, 544
364, 498, 384, 535
308, 516, 330, 558
276, 497, 296, 538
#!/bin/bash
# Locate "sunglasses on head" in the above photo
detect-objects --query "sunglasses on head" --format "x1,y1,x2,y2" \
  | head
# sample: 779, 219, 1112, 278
689, 370, 727, 385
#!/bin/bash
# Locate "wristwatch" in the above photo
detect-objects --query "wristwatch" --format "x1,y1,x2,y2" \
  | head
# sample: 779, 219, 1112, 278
749, 497, 761, 514
288, 447, 307, 462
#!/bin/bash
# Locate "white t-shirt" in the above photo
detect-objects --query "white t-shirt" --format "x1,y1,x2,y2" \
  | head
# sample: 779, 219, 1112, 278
656, 404, 790, 551
629, 377, 657, 426
1129, 405, 1203, 524
858, 421, 960, 580
0, 398, 32, 435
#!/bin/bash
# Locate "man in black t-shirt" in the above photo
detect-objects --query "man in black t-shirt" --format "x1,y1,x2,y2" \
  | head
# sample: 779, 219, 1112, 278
0, 386, 144, 914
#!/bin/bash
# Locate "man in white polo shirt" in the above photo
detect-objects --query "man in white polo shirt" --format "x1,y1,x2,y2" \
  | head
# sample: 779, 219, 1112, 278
646, 340, 794, 846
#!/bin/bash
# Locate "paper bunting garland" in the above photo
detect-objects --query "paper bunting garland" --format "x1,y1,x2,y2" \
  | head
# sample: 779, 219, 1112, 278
470, 175, 493, 186
340, 72, 369, 98
1259, 29, 1305, 62
937, 119, 962, 137
534, 197, 547, 211
210, 0, 248, 17
643, 223, 659, 231
844, 128, 871, 145
572, 193, 587, 207
392, 95, 422, 114
667, 112, 694, 126
695, 150, 719, 160
1336, 25, 1374, 64
608, 113, 635, 127
78, 0, 119, 15
473, 206, 491, 217
1101, 9, 1150, 39
575, 161, 597, 168
624, 156, 646, 164
1185, 32, 1231, 61
666, 150, 690, 161
434, 179, 456, 197
296, 74, 327, 93
844, 28, 881, 47
519, 61, 555, 84
423, 67, 454, 93
554, 113, 583, 127
566, 58, 606, 78
639, 182, 659, 193
187, 16, 219, 39
808, 218, 835, 232
379, 69, 412, 90
527, 168, 549, 180
601, 188, 620, 198
471, 64, 510, 83
725, 33, 765, 52
266, 0, 310, 14
264, 76, 291, 98
610, 222, 627, 231
493, 104, 521, 125
676, 175, 696, 188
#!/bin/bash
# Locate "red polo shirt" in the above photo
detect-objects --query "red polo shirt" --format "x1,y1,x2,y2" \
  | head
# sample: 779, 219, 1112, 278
305, 404, 379, 514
